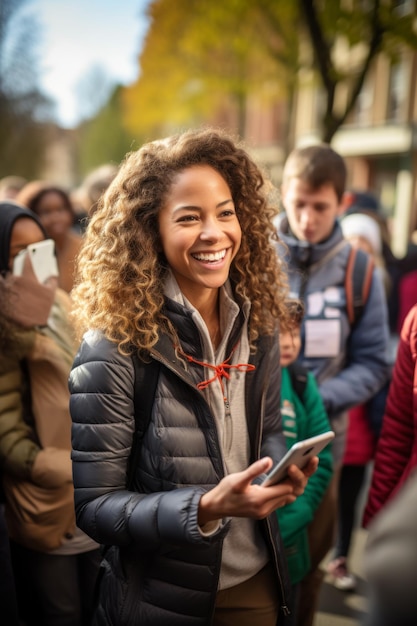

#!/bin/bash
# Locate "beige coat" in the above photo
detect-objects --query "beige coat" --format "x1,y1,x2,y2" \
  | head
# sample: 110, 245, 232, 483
0, 289, 78, 551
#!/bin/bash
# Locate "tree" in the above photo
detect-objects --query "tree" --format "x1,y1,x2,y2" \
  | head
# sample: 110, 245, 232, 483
298, 0, 417, 141
77, 85, 134, 178
122, 0, 417, 146
122, 0, 284, 140
0, 0, 53, 178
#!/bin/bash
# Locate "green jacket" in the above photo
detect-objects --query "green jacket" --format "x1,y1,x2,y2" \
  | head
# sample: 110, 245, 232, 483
276, 366, 333, 584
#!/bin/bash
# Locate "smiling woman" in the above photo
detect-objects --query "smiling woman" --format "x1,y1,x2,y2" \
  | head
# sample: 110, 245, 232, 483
158, 165, 242, 311
67, 127, 319, 626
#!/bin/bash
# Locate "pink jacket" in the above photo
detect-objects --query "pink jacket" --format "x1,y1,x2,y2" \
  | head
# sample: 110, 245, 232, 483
363, 304, 417, 527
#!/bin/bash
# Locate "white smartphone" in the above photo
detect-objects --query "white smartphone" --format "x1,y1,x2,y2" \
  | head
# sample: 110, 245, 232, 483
13, 239, 59, 284
261, 431, 335, 487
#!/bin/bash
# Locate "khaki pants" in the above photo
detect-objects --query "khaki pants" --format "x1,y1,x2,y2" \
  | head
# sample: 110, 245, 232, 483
296, 469, 341, 626
214, 562, 280, 626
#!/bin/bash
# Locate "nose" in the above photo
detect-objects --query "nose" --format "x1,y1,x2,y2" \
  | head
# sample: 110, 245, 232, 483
280, 333, 296, 351
200, 216, 222, 241
280, 338, 291, 351
299, 206, 315, 228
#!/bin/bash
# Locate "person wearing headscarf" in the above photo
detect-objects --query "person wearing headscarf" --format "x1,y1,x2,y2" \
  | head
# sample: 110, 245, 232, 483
0, 201, 100, 626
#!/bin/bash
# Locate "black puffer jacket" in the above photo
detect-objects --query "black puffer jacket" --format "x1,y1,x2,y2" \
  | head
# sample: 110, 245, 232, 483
69, 298, 290, 625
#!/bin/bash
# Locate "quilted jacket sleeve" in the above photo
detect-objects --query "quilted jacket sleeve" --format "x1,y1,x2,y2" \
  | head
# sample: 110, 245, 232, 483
69, 330, 225, 549
363, 304, 417, 527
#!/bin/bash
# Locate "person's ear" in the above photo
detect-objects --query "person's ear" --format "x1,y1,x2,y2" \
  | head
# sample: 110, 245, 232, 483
341, 191, 355, 215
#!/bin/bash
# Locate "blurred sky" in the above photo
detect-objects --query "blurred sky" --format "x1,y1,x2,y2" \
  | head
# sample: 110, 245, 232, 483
24, 0, 151, 128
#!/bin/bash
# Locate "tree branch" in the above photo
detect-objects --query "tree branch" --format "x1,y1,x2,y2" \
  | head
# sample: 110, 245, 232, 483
337, 0, 384, 128
299, 0, 336, 101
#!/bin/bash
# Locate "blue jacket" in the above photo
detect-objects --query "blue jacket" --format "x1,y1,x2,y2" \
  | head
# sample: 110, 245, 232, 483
277, 217, 390, 461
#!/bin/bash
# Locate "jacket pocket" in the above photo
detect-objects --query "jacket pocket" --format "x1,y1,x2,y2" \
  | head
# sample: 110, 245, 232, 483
3, 475, 75, 551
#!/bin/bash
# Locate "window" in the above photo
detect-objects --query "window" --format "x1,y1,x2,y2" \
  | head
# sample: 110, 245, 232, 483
386, 58, 409, 122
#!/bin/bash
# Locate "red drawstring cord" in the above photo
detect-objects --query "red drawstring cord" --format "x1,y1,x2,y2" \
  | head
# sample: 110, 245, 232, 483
176, 344, 256, 398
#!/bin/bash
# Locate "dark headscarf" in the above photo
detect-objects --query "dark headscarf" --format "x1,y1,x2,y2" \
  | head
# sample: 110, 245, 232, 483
0, 201, 47, 274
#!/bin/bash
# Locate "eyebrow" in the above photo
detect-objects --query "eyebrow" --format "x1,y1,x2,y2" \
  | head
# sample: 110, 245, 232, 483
172, 198, 234, 213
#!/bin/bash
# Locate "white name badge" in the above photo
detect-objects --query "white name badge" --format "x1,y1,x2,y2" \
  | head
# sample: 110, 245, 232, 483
307, 292, 324, 316
324, 286, 341, 304
304, 319, 341, 357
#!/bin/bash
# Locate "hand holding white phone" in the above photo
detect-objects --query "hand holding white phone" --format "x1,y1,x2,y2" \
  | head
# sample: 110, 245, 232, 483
261, 431, 335, 487
13, 239, 59, 284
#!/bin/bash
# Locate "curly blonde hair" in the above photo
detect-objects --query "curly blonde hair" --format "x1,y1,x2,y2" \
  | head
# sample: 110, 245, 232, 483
71, 127, 289, 354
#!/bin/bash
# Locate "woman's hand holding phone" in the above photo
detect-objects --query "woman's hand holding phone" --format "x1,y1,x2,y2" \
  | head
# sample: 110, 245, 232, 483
261, 431, 335, 487
197, 455, 318, 526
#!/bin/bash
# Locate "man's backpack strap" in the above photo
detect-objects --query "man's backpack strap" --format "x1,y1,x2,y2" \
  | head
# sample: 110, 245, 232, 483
287, 361, 308, 401
345, 246, 374, 326
126, 353, 160, 490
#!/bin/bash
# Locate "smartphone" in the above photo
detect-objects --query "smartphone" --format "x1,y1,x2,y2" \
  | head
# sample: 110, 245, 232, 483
261, 431, 335, 487
13, 239, 59, 284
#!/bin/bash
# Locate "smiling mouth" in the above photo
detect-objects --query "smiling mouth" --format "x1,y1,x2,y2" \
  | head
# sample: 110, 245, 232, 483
192, 249, 227, 262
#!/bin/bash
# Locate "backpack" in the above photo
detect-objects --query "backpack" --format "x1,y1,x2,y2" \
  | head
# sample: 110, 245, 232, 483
345, 245, 374, 326
286, 246, 373, 402
302, 241, 374, 326
126, 354, 160, 490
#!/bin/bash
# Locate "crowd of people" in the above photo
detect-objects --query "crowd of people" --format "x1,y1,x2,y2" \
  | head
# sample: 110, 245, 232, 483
0, 127, 417, 626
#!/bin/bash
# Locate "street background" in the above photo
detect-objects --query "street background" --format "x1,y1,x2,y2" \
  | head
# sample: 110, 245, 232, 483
315, 468, 372, 626
317, 528, 368, 626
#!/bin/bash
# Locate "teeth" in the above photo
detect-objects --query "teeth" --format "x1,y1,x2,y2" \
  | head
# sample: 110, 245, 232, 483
193, 250, 226, 262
